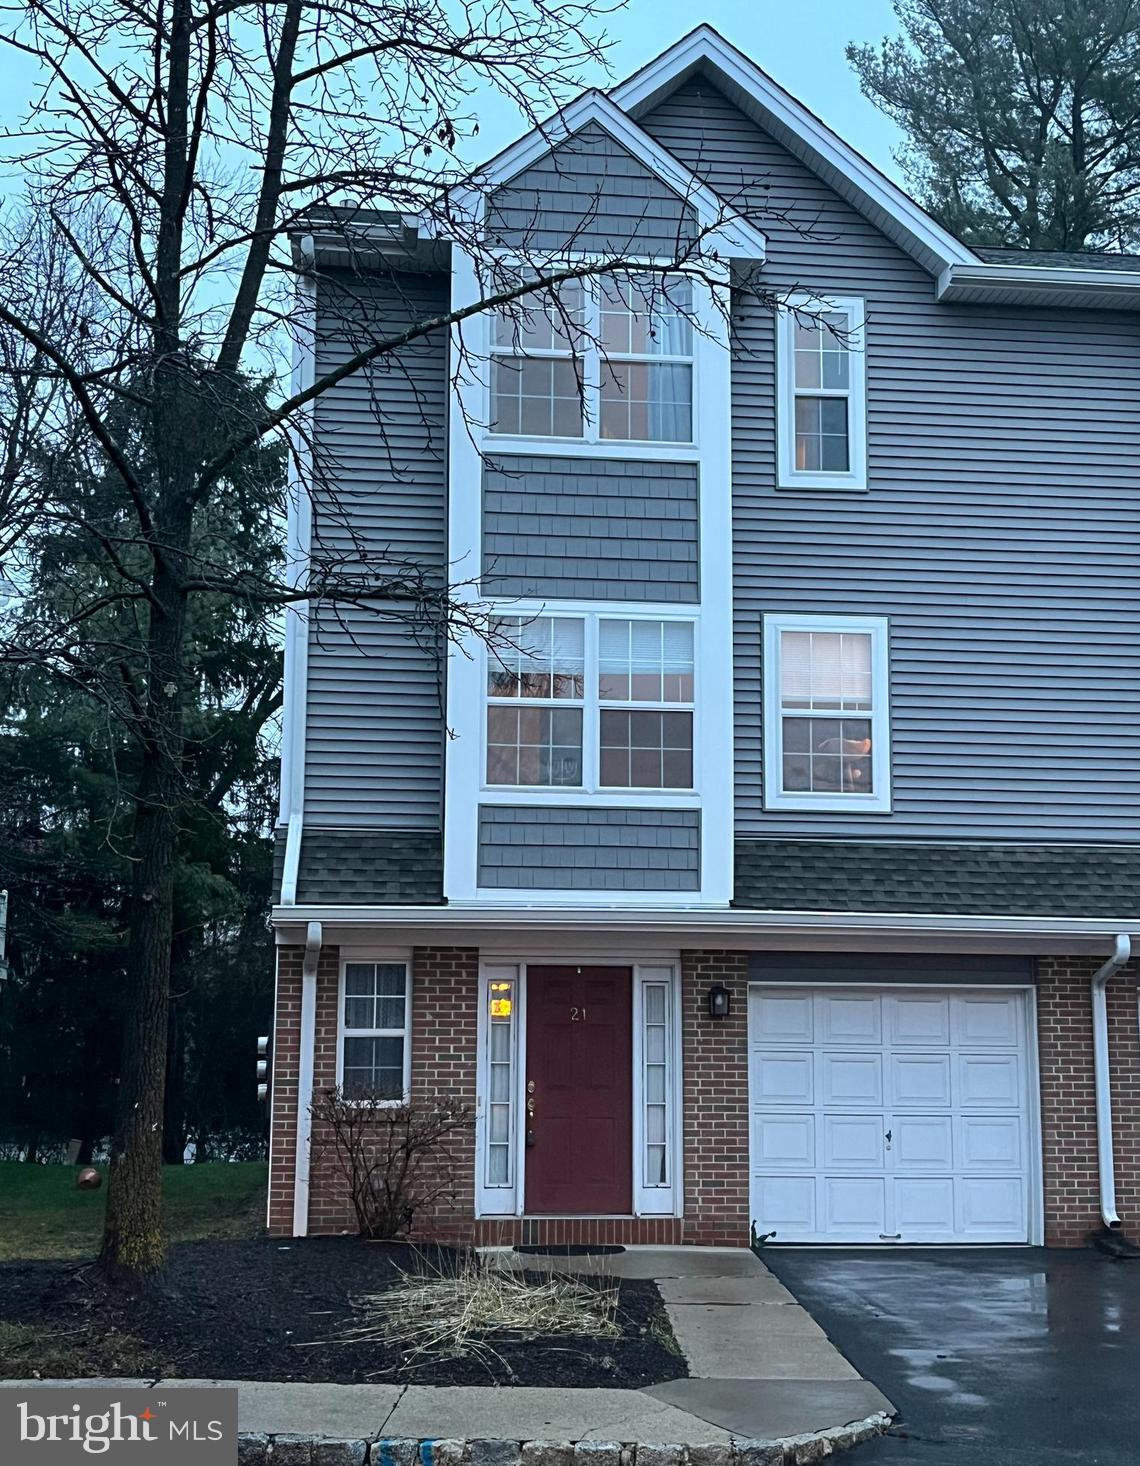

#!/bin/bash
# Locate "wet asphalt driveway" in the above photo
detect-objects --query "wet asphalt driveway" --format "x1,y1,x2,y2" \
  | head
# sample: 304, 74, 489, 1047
762, 1248, 1140, 1466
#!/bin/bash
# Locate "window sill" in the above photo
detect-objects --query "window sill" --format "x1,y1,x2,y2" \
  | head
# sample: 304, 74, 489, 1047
775, 477, 869, 494
485, 435, 700, 461
762, 795, 892, 815
480, 788, 701, 806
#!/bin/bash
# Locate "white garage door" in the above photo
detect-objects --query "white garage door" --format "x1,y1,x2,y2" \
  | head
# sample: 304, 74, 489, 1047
749, 986, 1034, 1244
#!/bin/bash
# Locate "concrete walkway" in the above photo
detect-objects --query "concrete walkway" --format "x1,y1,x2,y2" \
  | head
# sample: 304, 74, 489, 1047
0, 1249, 893, 1449
494, 1247, 892, 1442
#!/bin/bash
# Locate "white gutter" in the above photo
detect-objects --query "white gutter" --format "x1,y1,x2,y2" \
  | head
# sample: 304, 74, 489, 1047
292, 919, 323, 1237
937, 262, 1140, 306
271, 902, 1140, 942
1091, 933, 1131, 1231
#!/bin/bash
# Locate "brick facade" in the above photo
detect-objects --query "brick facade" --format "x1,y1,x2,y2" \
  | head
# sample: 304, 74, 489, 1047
679, 950, 751, 1245
269, 944, 1140, 1250
1037, 955, 1139, 1246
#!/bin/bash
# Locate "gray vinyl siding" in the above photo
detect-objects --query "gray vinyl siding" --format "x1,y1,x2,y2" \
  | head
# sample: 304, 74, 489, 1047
311, 268, 448, 572
486, 122, 696, 255
482, 456, 699, 601
304, 269, 448, 831
642, 77, 1140, 842
477, 806, 701, 890
304, 603, 443, 829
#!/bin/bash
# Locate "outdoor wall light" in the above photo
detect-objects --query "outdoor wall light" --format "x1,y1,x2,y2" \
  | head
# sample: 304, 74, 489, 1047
707, 983, 731, 1020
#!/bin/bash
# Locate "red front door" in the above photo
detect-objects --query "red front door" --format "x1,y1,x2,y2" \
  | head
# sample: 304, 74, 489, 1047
525, 966, 633, 1215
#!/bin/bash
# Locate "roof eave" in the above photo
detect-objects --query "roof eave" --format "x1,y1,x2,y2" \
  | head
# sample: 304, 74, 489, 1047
938, 261, 1140, 310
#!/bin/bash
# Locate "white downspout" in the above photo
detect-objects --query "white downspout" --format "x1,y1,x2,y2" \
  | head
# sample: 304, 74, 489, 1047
1091, 933, 1131, 1231
292, 919, 323, 1237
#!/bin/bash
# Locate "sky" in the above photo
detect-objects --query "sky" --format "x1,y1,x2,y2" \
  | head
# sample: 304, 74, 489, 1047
460, 0, 909, 183
0, 0, 909, 190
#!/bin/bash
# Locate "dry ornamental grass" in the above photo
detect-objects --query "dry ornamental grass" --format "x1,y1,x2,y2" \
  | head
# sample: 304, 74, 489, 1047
326, 1253, 621, 1376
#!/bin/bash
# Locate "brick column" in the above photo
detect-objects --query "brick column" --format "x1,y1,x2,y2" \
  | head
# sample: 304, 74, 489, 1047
266, 944, 301, 1235
680, 950, 751, 1245
1037, 955, 1139, 1246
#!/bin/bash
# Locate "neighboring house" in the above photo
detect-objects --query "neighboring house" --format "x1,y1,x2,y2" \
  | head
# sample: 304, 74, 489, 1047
268, 26, 1140, 1250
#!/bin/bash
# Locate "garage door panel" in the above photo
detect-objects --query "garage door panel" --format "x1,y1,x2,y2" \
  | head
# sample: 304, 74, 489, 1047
749, 985, 1033, 1246
954, 994, 1020, 1047
754, 1052, 814, 1106
755, 1176, 816, 1234
889, 994, 950, 1046
823, 1114, 885, 1169
895, 1178, 957, 1238
824, 1177, 887, 1236
957, 1178, 1027, 1239
819, 993, 881, 1044
893, 1114, 953, 1170
754, 1114, 815, 1168
958, 1115, 1022, 1171
891, 1053, 952, 1107
957, 1054, 1021, 1108
754, 992, 814, 1043
822, 1053, 883, 1105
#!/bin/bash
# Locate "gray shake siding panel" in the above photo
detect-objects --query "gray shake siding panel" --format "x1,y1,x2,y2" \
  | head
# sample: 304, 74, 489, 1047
482, 456, 699, 601
486, 123, 696, 254
478, 806, 700, 890
305, 269, 448, 831
642, 77, 1140, 841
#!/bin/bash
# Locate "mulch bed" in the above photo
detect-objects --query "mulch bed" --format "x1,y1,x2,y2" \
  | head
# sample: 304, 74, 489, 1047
0, 1237, 687, 1388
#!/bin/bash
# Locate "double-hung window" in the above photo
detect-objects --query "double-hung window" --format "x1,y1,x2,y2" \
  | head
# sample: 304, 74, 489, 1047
339, 960, 412, 1101
486, 614, 695, 792
776, 295, 866, 490
763, 614, 890, 812
489, 273, 694, 445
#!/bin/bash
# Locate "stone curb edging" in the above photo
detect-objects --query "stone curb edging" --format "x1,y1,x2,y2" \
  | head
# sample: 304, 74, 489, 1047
237, 1412, 893, 1466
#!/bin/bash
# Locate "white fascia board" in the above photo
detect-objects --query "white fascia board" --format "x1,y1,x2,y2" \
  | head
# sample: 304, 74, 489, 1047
278, 271, 316, 906
938, 262, 1140, 306
610, 25, 976, 275
272, 903, 1140, 952
450, 88, 767, 261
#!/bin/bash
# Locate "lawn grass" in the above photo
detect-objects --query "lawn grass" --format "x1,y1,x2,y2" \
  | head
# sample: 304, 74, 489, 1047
0, 1161, 268, 1261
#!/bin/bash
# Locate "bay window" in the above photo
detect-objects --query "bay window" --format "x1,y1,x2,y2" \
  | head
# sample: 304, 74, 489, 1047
763, 614, 890, 812
489, 273, 694, 445
486, 613, 696, 793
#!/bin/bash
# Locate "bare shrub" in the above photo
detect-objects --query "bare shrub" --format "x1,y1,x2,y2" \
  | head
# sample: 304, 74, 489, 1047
311, 1088, 473, 1240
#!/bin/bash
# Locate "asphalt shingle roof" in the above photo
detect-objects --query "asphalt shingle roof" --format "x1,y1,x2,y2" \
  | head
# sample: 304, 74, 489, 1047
733, 840, 1140, 918
274, 828, 444, 905
975, 246, 1140, 272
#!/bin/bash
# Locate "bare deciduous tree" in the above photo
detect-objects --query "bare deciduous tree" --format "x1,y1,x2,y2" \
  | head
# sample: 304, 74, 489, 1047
0, 0, 786, 1284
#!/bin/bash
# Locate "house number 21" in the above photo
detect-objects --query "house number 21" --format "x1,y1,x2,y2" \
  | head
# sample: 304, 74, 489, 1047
570, 1007, 587, 1022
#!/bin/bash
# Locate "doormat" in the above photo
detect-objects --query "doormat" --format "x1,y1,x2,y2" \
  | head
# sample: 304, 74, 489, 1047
513, 1244, 626, 1256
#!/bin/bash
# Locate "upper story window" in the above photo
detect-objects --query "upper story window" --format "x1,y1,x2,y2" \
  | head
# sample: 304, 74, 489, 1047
762, 614, 890, 813
489, 273, 694, 445
776, 296, 866, 491
486, 612, 695, 793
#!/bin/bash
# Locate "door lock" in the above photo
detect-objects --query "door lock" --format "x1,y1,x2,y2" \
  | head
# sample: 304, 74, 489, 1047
885, 1129, 892, 1146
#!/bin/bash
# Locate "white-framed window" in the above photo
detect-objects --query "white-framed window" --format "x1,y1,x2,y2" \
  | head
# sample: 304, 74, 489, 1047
632, 964, 681, 1217
485, 612, 696, 794
489, 272, 694, 445
337, 959, 412, 1101
776, 295, 866, 491
762, 614, 891, 813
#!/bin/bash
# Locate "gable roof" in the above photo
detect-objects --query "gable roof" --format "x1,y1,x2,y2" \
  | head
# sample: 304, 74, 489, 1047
610, 24, 977, 278
451, 87, 769, 261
